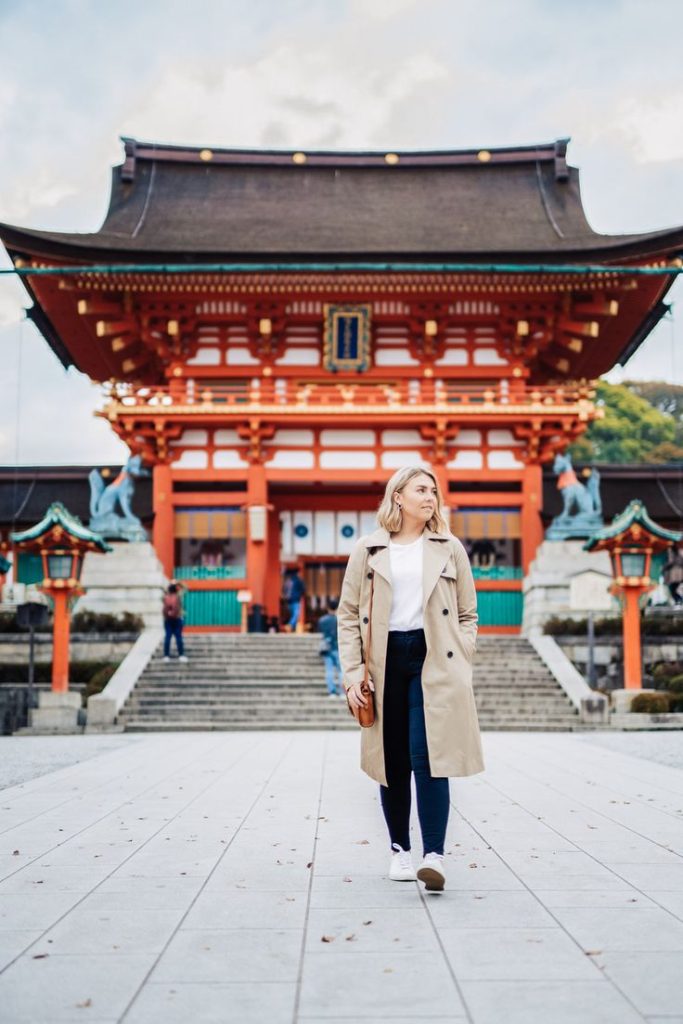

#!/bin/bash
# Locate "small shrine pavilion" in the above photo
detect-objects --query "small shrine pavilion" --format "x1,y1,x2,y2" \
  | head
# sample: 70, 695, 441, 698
2, 137, 682, 631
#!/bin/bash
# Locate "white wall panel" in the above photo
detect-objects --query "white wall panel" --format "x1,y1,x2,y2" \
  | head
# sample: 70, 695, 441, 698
266, 429, 315, 446
488, 429, 523, 447
374, 349, 420, 366
320, 451, 376, 469
186, 347, 221, 365
213, 450, 248, 468
320, 430, 375, 446
382, 430, 423, 446
314, 512, 335, 553
336, 512, 359, 554
456, 430, 482, 446
279, 511, 293, 558
380, 450, 423, 468
171, 450, 209, 469
275, 348, 320, 365
225, 347, 259, 365
360, 511, 378, 536
169, 430, 208, 447
214, 429, 242, 445
435, 349, 469, 365
292, 511, 314, 554
473, 347, 508, 365
487, 450, 524, 468
269, 450, 315, 468
447, 450, 483, 469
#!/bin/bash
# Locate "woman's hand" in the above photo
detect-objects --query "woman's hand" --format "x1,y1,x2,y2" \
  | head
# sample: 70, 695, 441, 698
345, 677, 375, 710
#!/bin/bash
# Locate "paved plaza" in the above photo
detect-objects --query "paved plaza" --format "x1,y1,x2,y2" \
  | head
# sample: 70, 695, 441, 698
1, 731, 683, 1023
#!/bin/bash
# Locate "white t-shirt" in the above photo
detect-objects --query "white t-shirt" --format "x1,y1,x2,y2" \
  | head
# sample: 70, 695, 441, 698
388, 533, 424, 631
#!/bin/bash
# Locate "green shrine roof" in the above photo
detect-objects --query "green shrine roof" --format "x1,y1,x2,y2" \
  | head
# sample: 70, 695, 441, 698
10, 501, 112, 551
584, 499, 682, 550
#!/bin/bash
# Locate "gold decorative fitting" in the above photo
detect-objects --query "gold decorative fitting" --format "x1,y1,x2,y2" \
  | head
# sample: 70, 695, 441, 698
172, 366, 183, 377
259, 318, 272, 335
167, 320, 180, 336
262, 366, 273, 377
516, 320, 530, 336
199, 149, 213, 162
512, 366, 523, 377
477, 150, 491, 162
424, 319, 438, 337
384, 153, 399, 165
423, 367, 434, 378
292, 152, 307, 164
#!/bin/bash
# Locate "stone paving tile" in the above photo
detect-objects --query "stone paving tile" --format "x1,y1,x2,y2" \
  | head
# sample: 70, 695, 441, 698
459, 979, 645, 1024
151, 927, 303, 984
1, 731, 683, 1022
298, 951, 466, 1018
124, 981, 297, 1024
593, 950, 683, 1016
0, 952, 157, 1022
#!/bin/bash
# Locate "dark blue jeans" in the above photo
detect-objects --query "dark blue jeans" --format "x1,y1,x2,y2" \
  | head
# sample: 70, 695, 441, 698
380, 628, 450, 856
164, 617, 184, 657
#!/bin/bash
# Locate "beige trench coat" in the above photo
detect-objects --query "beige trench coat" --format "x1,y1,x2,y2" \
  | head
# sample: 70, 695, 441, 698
337, 527, 485, 786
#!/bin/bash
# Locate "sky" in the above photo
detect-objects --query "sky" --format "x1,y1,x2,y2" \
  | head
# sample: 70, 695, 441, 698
1, 0, 683, 466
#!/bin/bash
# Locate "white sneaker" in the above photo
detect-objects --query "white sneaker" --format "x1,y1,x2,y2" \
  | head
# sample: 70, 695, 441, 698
389, 843, 416, 881
417, 852, 446, 891
179, 655, 188, 663
328, 692, 337, 699
163, 656, 170, 663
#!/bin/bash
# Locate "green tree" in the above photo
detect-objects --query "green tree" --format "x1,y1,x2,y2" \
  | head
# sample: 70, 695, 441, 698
569, 381, 679, 464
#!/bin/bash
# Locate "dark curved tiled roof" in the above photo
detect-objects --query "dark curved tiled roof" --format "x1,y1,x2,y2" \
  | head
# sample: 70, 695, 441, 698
2, 137, 682, 261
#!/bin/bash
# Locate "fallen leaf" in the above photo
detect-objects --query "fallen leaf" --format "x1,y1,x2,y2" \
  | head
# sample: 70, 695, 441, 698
343, 876, 353, 882
363, 920, 373, 926
345, 934, 357, 942
321, 935, 335, 943
585, 949, 602, 956
354, 840, 370, 845
12, 850, 20, 856
75, 999, 92, 1008
32, 954, 49, 959
468, 863, 478, 869
306, 862, 313, 869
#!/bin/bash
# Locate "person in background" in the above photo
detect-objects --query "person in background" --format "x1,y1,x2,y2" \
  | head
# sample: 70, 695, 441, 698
317, 597, 343, 697
664, 547, 683, 605
284, 568, 305, 632
163, 581, 188, 662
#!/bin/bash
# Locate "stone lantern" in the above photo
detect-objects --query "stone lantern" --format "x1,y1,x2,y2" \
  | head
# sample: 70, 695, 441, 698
11, 502, 111, 731
584, 500, 682, 690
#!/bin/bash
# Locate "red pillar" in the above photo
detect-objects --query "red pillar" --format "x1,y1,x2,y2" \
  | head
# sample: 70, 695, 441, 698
521, 463, 544, 574
622, 587, 644, 689
246, 462, 268, 607
265, 506, 281, 619
153, 463, 174, 578
51, 590, 70, 693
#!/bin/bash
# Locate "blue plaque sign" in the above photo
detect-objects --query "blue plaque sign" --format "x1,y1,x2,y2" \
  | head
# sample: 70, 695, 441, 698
323, 304, 371, 372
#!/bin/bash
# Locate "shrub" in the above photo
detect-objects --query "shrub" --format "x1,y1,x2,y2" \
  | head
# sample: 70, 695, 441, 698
630, 693, 670, 714
0, 660, 117, 684
82, 663, 119, 702
670, 697, 683, 713
71, 610, 143, 634
666, 675, 683, 695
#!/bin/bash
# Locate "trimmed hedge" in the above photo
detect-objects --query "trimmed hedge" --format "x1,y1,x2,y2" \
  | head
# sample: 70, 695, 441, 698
545, 615, 683, 637
0, 609, 143, 634
0, 660, 120, 685
631, 693, 671, 713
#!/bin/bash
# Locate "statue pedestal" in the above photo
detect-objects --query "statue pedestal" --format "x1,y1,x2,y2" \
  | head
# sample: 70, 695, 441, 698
523, 540, 615, 636
75, 542, 167, 627
26, 691, 82, 734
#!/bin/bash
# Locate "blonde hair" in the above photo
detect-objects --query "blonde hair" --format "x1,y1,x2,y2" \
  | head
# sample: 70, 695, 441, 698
376, 465, 449, 535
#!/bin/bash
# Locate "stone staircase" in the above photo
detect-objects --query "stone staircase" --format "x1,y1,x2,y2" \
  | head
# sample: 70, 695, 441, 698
118, 634, 583, 732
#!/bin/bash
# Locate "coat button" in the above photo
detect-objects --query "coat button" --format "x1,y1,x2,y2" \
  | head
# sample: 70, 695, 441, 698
442, 608, 449, 615
447, 650, 453, 658
367, 572, 373, 579
363, 616, 369, 624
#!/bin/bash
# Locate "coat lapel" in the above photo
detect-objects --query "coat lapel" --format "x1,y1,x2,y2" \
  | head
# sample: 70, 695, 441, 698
422, 532, 452, 608
364, 527, 391, 585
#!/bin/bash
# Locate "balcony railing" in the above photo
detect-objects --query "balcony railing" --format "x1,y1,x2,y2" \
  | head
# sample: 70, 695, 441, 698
102, 379, 596, 414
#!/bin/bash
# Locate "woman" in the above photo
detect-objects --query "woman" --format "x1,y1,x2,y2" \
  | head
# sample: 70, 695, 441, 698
338, 466, 483, 891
